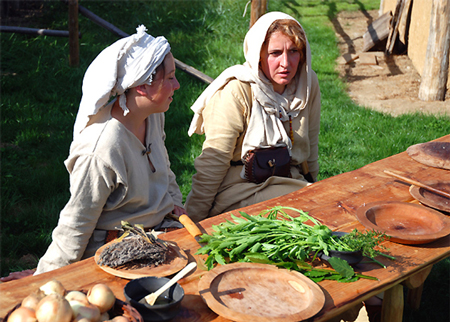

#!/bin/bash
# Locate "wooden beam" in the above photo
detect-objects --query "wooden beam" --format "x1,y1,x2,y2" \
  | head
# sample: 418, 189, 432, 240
418, 0, 450, 101
0, 26, 79, 37
75, 3, 213, 84
363, 11, 392, 52
68, 0, 79, 67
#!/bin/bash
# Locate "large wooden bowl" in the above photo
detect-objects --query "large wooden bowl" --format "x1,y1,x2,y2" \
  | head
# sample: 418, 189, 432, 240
407, 141, 450, 170
198, 262, 325, 322
409, 181, 450, 213
356, 201, 450, 244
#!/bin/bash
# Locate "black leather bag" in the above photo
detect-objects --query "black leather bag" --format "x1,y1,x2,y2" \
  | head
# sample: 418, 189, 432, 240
243, 146, 291, 184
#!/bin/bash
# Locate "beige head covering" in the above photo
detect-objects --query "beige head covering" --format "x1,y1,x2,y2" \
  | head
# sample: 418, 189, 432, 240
188, 12, 313, 159
73, 25, 171, 139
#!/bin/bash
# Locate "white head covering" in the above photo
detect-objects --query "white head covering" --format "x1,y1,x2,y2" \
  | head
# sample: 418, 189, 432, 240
188, 12, 313, 161
73, 25, 171, 139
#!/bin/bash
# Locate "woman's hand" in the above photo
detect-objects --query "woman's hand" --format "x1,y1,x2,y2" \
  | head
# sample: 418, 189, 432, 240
0, 269, 35, 282
172, 205, 187, 217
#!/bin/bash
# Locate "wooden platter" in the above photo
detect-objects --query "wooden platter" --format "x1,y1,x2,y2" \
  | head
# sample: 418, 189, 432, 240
356, 201, 450, 244
197, 262, 325, 322
95, 239, 188, 279
409, 181, 450, 213
406, 142, 450, 170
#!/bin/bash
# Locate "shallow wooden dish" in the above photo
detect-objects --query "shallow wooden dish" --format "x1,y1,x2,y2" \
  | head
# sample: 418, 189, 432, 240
198, 262, 325, 322
95, 239, 188, 279
409, 181, 450, 213
356, 201, 450, 244
406, 141, 450, 170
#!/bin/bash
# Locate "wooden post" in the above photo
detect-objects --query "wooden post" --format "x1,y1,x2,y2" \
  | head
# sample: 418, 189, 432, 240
381, 284, 403, 322
250, 0, 267, 28
68, 0, 79, 66
418, 0, 450, 101
402, 265, 433, 311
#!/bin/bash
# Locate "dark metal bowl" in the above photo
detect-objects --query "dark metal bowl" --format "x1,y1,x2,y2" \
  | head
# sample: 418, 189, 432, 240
319, 232, 364, 266
124, 276, 184, 322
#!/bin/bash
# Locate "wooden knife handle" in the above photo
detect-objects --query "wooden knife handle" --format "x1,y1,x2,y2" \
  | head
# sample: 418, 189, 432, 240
179, 214, 203, 238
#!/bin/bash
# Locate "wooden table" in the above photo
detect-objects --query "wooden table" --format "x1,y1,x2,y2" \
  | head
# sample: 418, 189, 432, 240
1, 135, 449, 322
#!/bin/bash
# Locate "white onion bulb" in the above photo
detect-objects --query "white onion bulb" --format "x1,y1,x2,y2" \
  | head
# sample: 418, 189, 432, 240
87, 284, 115, 313
6, 307, 37, 322
110, 316, 130, 322
21, 291, 44, 311
35, 293, 72, 322
66, 291, 89, 305
73, 318, 91, 322
75, 304, 101, 322
39, 279, 66, 297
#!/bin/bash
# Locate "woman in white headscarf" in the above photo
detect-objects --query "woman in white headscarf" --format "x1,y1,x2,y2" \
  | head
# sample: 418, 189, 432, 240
185, 12, 321, 222
13, 25, 184, 276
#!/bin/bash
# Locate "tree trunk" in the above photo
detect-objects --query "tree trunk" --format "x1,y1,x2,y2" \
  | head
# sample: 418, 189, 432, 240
418, 0, 450, 101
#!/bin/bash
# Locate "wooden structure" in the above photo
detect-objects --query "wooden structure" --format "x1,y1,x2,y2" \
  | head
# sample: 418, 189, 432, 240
381, 0, 450, 101
2, 134, 449, 322
68, 0, 79, 66
250, 0, 267, 27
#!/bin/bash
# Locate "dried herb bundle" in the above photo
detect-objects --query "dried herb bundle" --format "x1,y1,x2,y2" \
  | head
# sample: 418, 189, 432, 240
97, 222, 169, 269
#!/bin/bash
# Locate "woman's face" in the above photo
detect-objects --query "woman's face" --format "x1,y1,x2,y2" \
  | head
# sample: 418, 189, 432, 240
147, 52, 180, 113
260, 31, 300, 94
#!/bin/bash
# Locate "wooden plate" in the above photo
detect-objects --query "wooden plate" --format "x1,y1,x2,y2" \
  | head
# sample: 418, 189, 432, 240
95, 239, 188, 279
356, 201, 450, 244
406, 142, 450, 170
409, 182, 450, 213
197, 262, 325, 322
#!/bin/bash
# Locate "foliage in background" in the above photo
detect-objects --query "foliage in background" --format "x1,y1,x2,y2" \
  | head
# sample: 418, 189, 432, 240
1, 1, 449, 320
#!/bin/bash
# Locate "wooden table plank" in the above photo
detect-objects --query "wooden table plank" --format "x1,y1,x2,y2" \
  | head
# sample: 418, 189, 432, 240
1, 135, 449, 321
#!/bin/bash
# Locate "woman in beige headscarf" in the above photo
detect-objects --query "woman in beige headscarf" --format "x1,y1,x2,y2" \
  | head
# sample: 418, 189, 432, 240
1, 26, 184, 280
185, 12, 321, 222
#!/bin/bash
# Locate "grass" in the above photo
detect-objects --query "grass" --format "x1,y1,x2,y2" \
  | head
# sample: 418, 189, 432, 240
1, 1, 449, 321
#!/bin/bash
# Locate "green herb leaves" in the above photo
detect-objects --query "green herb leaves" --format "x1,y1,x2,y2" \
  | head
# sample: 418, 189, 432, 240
196, 206, 392, 282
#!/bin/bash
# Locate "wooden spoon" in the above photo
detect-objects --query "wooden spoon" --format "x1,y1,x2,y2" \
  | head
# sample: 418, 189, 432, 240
384, 170, 450, 199
139, 261, 197, 306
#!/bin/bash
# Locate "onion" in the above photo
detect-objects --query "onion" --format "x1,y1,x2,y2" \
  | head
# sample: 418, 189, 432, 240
99, 312, 110, 321
7, 307, 37, 322
68, 300, 86, 318
74, 304, 101, 322
66, 291, 89, 305
39, 279, 66, 296
87, 284, 115, 313
73, 318, 91, 322
21, 291, 45, 311
35, 293, 72, 322
110, 317, 129, 322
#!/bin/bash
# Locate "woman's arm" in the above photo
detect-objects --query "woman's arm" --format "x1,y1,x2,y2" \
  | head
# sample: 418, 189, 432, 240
185, 80, 250, 222
35, 155, 114, 274
307, 71, 321, 180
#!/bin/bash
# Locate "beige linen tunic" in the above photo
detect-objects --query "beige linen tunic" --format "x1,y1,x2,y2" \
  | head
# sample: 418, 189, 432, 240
185, 77, 321, 222
35, 105, 182, 274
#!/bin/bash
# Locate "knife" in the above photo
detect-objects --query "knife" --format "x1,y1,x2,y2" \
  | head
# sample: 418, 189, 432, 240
178, 214, 208, 270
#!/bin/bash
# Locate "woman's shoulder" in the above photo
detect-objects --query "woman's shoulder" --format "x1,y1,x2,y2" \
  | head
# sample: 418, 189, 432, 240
211, 79, 252, 111
71, 119, 136, 157
65, 120, 138, 173
224, 79, 252, 97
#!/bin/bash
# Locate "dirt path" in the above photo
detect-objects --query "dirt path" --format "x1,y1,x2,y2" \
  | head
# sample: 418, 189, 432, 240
333, 10, 449, 117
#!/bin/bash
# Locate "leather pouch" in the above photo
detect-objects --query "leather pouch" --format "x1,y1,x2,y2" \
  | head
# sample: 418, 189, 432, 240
243, 146, 291, 184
